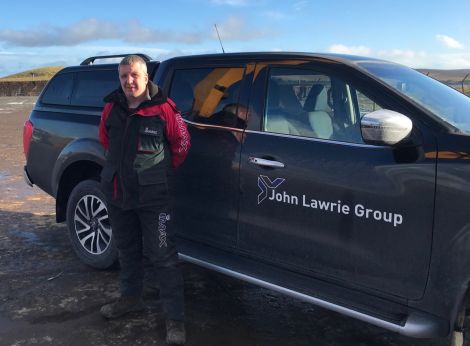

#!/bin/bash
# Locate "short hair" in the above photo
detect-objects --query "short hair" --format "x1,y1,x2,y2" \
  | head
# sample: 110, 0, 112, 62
119, 55, 147, 74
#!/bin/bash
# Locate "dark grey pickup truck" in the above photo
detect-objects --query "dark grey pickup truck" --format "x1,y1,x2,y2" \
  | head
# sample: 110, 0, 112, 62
23, 52, 470, 345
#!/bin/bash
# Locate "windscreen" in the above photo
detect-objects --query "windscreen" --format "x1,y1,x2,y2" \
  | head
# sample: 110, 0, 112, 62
358, 61, 470, 132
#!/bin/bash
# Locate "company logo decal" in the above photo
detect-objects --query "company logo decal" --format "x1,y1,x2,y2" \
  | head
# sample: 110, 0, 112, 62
257, 175, 285, 204
256, 175, 404, 228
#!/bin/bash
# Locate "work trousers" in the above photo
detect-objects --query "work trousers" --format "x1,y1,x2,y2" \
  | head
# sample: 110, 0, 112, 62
107, 203, 184, 321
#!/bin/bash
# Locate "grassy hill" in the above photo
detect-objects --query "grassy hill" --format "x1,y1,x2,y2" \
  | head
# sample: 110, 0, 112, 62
0, 66, 63, 82
0, 65, 468, 97
1, 65, 469, 84
417, 69, 470, 82
417, 69, 470, 96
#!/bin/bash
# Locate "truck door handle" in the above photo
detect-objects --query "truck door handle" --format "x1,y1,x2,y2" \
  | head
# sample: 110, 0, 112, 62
249, 157, 285, 168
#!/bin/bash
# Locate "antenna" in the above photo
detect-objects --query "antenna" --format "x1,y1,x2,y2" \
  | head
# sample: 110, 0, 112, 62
214, 24, 225, 53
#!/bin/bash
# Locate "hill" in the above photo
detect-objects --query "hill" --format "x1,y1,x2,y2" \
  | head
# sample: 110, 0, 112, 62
1, 66, 469, 83
417, 68, 470, 83
0, 66, 468, 97
0, 66, 63, 82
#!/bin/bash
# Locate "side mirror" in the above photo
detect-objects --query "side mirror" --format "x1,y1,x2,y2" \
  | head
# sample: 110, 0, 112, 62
361, 109, 413, 146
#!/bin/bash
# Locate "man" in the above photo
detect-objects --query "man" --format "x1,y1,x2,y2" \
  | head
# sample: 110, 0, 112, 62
98, 55, 190, 345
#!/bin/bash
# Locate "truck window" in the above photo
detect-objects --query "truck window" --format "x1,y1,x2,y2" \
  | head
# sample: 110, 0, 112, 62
169, 67, 245, 128
264, 67, 380, 144
41, 73, 74, 105
70, 70, 119, 107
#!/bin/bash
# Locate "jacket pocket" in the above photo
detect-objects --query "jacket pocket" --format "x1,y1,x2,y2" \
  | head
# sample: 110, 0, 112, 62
135, 122, 166, 173
137, 167, 169, 205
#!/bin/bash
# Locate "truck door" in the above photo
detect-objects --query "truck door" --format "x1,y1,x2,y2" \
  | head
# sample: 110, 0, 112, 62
238, 61, 436, 299
167, 65, 247, 249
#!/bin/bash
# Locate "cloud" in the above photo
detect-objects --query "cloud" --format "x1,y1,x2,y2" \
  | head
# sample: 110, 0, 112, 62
121, 20, 203, 44
428, 52, 470, 69
212, 16, 273, 41
377, 49, 428, 67
0, 16, 271, 48
327, 44, 436, 68
0, 50, 68, 77
328, 41, 469, 68
0, 18, 204, 47
0, 45, 220, 77
436, 34, 464, 49
328, 44, 372, 56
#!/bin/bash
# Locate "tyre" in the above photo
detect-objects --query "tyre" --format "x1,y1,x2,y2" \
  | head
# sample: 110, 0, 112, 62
66, 179, 117, 269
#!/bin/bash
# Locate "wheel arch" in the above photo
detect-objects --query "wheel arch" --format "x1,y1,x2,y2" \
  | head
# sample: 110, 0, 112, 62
56, 160, 103, 222
52, 138, 105, 222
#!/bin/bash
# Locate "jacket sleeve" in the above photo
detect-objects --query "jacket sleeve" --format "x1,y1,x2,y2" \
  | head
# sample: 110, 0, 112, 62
99, 103, 113, 150
160, 98, 191, 169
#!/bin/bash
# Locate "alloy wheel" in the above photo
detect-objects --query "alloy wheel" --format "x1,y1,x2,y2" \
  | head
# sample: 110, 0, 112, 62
73, 194, 111, 255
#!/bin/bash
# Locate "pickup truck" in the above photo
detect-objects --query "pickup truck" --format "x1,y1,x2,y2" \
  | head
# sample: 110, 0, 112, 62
23, 52, 470, 345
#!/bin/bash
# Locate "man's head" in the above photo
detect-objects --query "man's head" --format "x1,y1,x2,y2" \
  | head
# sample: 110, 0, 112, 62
118, 55, 149, 102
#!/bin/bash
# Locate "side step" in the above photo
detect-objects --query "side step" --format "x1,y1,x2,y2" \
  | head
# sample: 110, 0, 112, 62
177, 239, 448, 338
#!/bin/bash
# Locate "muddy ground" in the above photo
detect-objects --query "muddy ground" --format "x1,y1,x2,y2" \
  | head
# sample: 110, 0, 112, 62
0, 96, 451, 345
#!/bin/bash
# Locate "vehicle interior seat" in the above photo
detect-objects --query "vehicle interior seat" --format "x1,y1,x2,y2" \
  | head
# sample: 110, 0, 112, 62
265, 80, 302, 136
277, 83, 306, 118
303, 84, 334, 139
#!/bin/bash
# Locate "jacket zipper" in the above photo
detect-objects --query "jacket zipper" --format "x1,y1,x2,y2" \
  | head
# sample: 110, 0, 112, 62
119, 112, 135, 207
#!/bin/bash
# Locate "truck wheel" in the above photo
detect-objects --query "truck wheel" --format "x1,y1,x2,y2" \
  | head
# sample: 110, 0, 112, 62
66, 179, 117, 269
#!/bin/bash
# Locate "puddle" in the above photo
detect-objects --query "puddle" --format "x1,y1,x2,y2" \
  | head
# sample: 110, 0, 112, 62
12, 230, 40, 243
0, 170, 54, 215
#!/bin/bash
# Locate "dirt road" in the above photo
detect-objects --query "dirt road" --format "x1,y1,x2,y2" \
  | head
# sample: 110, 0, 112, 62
0, 97, 450, 345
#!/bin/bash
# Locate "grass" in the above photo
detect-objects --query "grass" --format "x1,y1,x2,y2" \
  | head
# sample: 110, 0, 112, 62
451, 85, 470, 98
0, 66, 63, 82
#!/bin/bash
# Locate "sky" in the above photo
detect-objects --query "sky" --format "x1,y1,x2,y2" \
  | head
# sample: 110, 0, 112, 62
1, 0, 470, 77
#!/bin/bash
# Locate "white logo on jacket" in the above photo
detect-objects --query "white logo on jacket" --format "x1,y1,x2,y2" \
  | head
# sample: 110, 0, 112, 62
144, 127, 159, 135
157, 213, 170, 247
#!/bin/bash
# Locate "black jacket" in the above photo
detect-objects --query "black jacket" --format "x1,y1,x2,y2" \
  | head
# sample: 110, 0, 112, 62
98, 82, 190, 209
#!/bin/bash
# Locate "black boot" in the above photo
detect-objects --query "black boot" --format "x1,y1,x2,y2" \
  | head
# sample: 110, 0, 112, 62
166, 319, 186, 345
100, 295, 144, 319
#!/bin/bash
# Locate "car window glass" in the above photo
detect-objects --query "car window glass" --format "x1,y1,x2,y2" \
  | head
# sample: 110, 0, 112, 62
355, 89, 383, 116
169, 67, 246, 128
41, 73, 74, 105
359, 61, 470, 132
70, 70, 119, 107
264, 67, 366, 144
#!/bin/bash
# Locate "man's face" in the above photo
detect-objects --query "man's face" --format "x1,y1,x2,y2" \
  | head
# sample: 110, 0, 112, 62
119, 62, 148, 101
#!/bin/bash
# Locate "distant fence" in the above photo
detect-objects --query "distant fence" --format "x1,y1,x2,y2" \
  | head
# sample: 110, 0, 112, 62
421, 72, 470, 97
0, 75, 468, 98
0, 80, 48, 97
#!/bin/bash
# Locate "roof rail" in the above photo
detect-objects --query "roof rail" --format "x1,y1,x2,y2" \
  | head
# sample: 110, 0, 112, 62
80, 53, 152, 66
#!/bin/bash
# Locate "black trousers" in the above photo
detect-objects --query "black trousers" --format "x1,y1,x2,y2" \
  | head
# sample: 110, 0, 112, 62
107, 203, 184, 321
